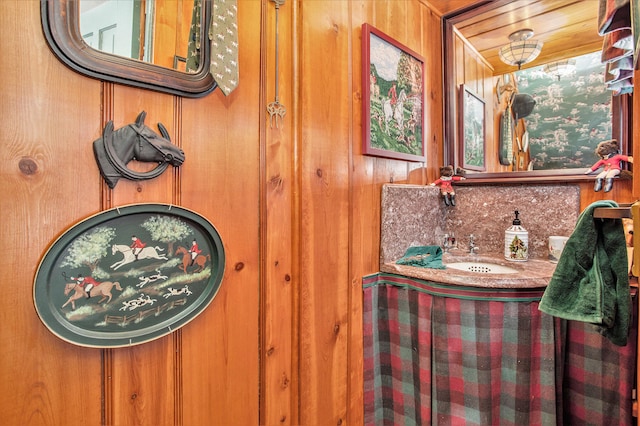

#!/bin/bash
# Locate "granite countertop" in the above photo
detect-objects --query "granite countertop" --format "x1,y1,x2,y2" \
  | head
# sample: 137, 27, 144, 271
380, 250, 557, 289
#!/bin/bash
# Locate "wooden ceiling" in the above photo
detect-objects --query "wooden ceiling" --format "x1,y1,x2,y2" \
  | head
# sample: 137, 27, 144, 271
426, 0, 486, 16
428, 0, 603, 76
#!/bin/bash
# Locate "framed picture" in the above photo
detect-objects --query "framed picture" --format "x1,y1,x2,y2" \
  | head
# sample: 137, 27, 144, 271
362, 24, 426, 162
459, 84, 486, 171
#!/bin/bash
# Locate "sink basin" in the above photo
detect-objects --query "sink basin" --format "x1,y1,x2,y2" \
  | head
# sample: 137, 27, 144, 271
446, 261, 519, 274
383, 252, 555, 288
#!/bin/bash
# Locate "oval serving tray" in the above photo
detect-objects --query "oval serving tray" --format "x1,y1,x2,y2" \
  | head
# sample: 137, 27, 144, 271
33, 204, 225, 348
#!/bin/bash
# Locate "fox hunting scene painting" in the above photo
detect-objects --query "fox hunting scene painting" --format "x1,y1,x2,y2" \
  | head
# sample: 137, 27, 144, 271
33, 204, 225, 348
362, 24, 426, 162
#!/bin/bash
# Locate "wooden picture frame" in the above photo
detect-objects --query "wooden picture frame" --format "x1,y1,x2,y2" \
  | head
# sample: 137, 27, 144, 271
361, 24, 426, 162
459, 85, 486, 171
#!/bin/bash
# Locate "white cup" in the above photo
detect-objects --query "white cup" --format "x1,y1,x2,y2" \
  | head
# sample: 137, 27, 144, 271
548, 236, 569, 263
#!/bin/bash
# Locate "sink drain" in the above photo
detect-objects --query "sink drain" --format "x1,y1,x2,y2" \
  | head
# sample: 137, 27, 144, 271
446, 262, 519, 274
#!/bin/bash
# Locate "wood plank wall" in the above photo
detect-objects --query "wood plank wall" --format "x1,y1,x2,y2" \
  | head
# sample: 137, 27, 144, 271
0, 1, 441, 425
1, 1, 633, 425
1, 1, 262, 424
294, 2, 442, 424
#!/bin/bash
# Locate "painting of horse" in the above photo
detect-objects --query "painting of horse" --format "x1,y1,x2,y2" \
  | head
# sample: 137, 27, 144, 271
175, 246, 210, 273
62, 281, 123, 310
110, 244, 168, 270
362, 24, 424, 162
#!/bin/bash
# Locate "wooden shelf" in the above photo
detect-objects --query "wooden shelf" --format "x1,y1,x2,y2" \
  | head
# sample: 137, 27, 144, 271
593, 204, 634, 219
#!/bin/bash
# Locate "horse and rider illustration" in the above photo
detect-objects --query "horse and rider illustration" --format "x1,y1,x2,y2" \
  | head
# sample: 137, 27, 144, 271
110, 241, 168, 270
176, 240, 210, 273
61, 228, 211, 310
62, 275, 123, 310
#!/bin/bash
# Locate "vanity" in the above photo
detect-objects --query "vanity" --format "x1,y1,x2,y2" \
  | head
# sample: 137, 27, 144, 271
364, 184, 637, 425
382, 251, 556, 288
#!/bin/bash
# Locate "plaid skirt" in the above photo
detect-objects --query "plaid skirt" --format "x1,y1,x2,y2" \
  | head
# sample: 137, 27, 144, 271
363, 273, 637, 426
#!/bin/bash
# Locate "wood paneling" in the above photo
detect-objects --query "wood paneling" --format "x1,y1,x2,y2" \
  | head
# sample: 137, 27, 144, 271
261, 0, 296, 423
3, 1, 633, 426
451, 0, 603, 76
0, 1, 103, 425
451, 32, 505, 172
424, 0, 485, 16
178, 0, 262, 423
0, 1, 439, 424
299, 1, 351, 423
347, 4, 443, 425
1, 1, 261, 425
154, 0, 194, 69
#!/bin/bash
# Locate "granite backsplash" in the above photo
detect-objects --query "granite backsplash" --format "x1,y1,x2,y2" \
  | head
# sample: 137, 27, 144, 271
380, 184, 581, 264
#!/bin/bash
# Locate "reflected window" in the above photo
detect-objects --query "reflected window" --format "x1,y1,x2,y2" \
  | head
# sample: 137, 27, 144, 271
83, 31, 95, 47
80, 1, 143, 60
99, 24, 120, 55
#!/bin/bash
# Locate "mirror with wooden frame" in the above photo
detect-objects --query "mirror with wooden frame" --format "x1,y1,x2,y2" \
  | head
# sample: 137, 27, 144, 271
41, 0, 216, 97
442, 1, 631, 184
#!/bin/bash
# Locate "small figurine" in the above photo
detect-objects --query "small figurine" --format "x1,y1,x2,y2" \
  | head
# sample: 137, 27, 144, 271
430, 165, 465, 206
584, 139, 633, 192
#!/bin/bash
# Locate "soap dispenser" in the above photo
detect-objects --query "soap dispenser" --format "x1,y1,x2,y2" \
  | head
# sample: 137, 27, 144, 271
504, 210, 528, 261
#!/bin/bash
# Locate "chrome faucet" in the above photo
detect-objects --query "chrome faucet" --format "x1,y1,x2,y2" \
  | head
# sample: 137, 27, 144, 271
468, 234, 479, 254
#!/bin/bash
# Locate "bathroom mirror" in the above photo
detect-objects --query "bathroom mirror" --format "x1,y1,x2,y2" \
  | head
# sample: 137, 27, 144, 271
41, 0, 216, 97
494, 52, 624, 170
442, 1, 631, 183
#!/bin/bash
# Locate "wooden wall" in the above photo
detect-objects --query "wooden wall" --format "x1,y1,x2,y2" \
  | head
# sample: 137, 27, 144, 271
2, 0, 263, 424
2, 1, 633, 425
0, 1, 442, 425
450, 29, 635, 208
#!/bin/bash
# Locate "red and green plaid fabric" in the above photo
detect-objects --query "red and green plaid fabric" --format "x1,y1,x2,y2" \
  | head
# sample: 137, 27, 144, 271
364, 280, 433, 425
363, 273, 637, 426
561, 317, 636, 425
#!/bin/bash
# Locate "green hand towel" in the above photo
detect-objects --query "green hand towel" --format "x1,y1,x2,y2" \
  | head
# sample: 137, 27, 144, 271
539, 200, 631, 346
396, 245, 446, 269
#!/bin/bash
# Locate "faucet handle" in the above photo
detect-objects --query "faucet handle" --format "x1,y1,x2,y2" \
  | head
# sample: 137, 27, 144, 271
468, 234, 479, 254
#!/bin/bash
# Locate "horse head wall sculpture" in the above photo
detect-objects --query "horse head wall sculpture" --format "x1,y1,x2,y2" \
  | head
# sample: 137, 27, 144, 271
93, 111, 185, 188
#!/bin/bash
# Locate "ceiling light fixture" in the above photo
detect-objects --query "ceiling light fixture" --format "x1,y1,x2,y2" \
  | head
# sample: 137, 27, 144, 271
543, 59, 576, 80
498, 29, 543, 70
